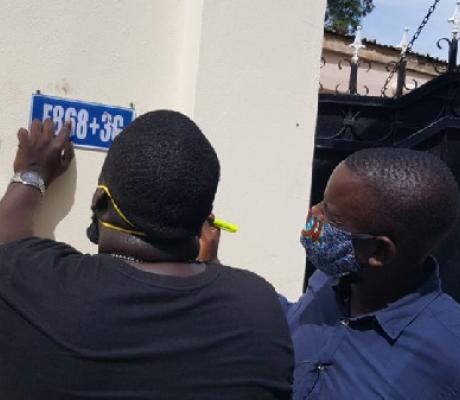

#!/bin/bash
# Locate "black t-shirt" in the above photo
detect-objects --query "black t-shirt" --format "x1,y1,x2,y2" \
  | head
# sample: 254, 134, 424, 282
0, 238, 293, 400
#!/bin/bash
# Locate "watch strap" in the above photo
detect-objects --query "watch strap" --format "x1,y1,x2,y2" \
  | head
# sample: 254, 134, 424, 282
9, 172, 46, 195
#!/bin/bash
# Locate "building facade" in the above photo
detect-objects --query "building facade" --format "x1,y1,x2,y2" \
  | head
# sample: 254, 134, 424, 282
0, 0, 327, 299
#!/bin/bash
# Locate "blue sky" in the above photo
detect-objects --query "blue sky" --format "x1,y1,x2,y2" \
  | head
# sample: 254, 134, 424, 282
362, 0, 457, 60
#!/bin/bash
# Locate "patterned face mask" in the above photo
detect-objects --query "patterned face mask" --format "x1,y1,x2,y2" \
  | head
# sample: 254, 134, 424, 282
300, 213, 375, 278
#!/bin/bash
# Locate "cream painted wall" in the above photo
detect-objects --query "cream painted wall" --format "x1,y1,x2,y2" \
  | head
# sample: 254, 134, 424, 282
0, 0, 326, 299
0, 0, 200, 249
195, 0, 326, 299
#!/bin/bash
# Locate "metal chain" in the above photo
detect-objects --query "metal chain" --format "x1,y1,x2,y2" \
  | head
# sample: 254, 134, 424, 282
381, 0, 442, 96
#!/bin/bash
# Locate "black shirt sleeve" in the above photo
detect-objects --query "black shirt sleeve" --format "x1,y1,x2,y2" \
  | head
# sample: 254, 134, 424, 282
0, 236, 82, 274
0, 237, 91, 341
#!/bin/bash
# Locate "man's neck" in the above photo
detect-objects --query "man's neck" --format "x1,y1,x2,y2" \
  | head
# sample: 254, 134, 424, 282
348, 259, 431, 318
98, 230, 204, 277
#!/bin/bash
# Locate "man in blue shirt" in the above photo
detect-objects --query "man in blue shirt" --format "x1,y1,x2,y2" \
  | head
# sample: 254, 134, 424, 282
199, 147, 460, 398
281, 148, 460, 399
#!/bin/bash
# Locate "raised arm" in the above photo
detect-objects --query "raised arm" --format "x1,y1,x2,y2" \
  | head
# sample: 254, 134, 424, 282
0, 119, 73, 243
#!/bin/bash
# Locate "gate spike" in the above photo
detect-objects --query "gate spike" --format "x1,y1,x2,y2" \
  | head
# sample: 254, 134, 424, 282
449, 1, 460, 38
349, 26, 365, 64
396, 27, 410, 55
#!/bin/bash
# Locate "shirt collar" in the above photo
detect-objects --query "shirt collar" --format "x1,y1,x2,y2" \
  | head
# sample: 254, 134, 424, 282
334, 257, 442, 341
373, 257, 442, 340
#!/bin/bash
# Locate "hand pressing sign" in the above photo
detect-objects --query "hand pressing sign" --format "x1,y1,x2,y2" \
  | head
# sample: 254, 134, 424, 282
14, 118, 74, 187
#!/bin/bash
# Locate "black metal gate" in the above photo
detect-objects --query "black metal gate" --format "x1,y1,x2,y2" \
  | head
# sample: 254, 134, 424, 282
308, 10, 460, 301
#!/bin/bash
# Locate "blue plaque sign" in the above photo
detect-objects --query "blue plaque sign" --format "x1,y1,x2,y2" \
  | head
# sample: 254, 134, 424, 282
30, 94, 136, 150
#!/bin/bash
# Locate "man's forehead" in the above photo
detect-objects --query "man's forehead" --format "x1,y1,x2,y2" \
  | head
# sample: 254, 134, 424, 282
326, 163, 366, 197
324, 163, 376, 230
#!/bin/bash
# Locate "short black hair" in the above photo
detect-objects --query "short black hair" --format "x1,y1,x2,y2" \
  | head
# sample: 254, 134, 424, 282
344, 147, 460, 254
101, 110, 220, 241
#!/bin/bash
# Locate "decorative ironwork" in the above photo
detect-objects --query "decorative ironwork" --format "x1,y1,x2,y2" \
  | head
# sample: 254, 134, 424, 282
348, 26, 367, 95
350, 26, 365, 64
309, 0, 460, 301
334, 27, 371, 96
449, 1, 460, 36
381, 0, 442, 96
319, 57, 326, 91
446, 1, 459, 72
311, 73, 460, 300
396, 27, 410, 54
336, 59, 371, 96
316, 74, 460, 148
434, 2, 460, 74
392, 28, 419, 97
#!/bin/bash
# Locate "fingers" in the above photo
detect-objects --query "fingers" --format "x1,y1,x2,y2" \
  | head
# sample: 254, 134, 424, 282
30, 119, 43, 143
17, 128, 29, 145
201, 216, 221, 239
55, 120, 71, 148
197, 218, 221, 263
25, 119, 71, 148
61, 139, 74, 168
58, 122, 74, 170
42, 118, 55, 140
14, 119, 75, 186
204, 214, 218, 232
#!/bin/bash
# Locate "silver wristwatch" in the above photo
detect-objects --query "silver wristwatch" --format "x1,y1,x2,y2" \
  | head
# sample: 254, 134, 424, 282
10, 171, 46, 195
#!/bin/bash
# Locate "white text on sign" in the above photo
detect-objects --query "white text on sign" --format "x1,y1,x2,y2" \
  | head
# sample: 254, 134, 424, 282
42, 104, 125, 143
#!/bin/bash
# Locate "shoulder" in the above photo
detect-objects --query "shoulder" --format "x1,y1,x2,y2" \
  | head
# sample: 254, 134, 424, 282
428, 293, 460, 342
293, 270, 334, 306
285, 271, 336, 324
0, 238, 110, 289
414, 293, 460, 376
0, 236, 81, 257
0, 237, 83, 276
426, 294, 460, 387
217, 263, 278, 293
216, 263, 290, 324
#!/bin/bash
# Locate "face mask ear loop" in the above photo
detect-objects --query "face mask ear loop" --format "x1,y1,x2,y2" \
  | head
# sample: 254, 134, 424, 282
97, 185, 137, 228
97, 185, 146, 237
99, 220, 146, 237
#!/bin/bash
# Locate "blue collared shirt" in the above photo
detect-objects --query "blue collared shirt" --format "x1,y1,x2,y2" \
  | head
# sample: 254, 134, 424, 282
281, 258, 460, 400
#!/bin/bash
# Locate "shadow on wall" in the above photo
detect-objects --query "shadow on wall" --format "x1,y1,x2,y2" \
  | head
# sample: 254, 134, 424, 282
35, 159, 77, 239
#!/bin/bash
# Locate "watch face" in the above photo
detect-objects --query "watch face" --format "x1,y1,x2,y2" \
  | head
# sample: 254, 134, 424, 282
21, 171, 43, 186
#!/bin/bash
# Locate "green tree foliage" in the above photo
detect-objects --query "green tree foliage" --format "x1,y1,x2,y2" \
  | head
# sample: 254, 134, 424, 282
326, 0, 375, 34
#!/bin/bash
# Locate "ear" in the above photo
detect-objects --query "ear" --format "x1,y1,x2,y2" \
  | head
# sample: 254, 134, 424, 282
368, 236, 397, 268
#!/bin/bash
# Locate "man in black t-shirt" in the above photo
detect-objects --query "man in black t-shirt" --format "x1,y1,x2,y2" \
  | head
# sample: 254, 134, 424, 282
0, 112, 293, 399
